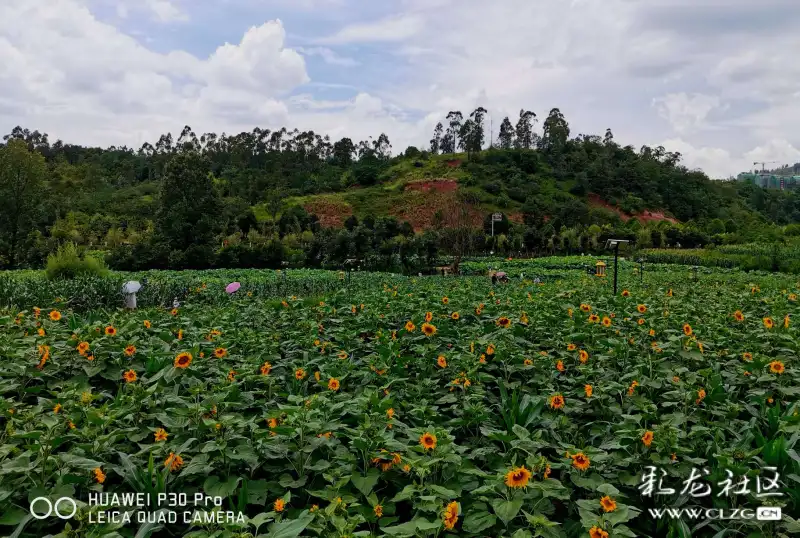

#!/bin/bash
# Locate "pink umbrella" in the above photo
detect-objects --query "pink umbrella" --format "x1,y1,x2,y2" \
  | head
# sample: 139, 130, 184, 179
225, 282, 241, 294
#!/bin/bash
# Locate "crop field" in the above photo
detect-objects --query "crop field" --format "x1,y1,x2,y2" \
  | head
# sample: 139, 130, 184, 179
0, 262, 798, 538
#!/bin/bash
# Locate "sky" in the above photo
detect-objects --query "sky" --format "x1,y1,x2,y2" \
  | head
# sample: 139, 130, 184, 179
2, 0, 799, 179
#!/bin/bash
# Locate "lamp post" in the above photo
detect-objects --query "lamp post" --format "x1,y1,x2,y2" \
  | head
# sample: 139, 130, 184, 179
604, 239, 630, 295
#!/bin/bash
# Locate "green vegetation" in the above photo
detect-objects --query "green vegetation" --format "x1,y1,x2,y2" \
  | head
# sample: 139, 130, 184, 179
1, 260, 798, 537
4, 112, 800, 274
45, 243, 109, 280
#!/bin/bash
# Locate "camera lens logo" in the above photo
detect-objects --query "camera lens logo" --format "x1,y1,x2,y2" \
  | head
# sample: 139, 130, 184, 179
756, 507, 782, 521
30, 497, 77, 520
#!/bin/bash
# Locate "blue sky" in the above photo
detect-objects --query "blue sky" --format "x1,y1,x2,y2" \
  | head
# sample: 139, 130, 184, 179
1, 0, 799, 178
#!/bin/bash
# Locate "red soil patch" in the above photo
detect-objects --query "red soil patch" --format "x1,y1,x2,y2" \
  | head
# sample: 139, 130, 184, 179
303, 199, 353, 228
404, 179, 458, 193
507, 213, 525, 224
391, 189, 484, 232
587, 193, 677, 224
445, 159, 462, 167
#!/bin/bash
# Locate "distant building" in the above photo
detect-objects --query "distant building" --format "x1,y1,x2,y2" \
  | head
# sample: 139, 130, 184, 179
736, 173, 800, 190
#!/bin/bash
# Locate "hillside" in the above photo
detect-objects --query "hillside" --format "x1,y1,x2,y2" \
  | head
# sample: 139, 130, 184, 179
3, 112, 800, 272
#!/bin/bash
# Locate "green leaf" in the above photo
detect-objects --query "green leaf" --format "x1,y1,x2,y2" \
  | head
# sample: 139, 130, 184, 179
492, 498, 523, 525
463, 510, 496, 534
351, 469, 380, 497
266, 512, 314, 538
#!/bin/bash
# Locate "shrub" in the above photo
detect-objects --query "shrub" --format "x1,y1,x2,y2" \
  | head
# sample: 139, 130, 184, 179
45, 243, 109, 280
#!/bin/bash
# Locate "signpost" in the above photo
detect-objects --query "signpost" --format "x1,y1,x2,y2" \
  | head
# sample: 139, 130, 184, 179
604, 239, 630, 295
491, 213, 502, 238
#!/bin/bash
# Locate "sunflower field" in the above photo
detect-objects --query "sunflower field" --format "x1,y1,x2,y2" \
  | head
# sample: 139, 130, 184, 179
0, 263, 799, 538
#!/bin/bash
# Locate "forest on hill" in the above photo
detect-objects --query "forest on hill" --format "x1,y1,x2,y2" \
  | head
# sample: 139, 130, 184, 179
2, 107, 800, 273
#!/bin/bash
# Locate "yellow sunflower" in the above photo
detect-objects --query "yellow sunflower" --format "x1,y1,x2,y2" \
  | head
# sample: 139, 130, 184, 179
419, 432, 437, 450
504, 466, 532, 488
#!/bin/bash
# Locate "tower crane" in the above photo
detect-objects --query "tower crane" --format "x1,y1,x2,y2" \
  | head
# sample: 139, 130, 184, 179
753, 161, 779, 172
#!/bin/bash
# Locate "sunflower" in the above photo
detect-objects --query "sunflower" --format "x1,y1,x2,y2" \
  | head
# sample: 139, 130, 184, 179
601, 316, 612, 327
94, 467, 106, 484
273, 498, 285, 512
442, 501, 458, 530
589, 526, 609, 538
649, 328, 655, 336
504, 466, 532, 488
642, 430, 654, 447
227, 370, 236, 382
105, 326, 117, 336
567, 343, 577, 351
496, 316, 511, 328
580, 303, 591, 312
637, 304, 647, 313
170, 308, 178, 316
214, 347, 227, 359
579, 349, 589, 363
571, 452, 590, 471
450, 311, 460, 320
419, 432, 437, 450
763, 317, 774, 329
784, 315, 790, 328
696, 388, 706, 404
124, 345, 136, 357
621, 289, 630, 297
733, 310, 744, 322
405, 321, 416, 332
295, 368, 306, 380
174, 352, 193, 369
524, 358, 533, 366
49, 310, 62, 321
584, 384, 593, 398
556, 360, 565, 372
637, 318, 645, 326
437, 355, 447, 368
154, 428, 168, 442
682, 323, 692, 336
268, 418, 278, 429
37, 328, 45, 337
790, 293, 798, 302
627, 380, 639, 396
53, 403, 62, 414
588, 313, 600, 323
164, 452, 184, 472
600, 495, 617, 512
666, 288, 673, 297
143, 320, 151, 329
486, 344, 495, 356
424, 311, 433, 322
549, 394, 565, 410
769, 360, 785, 374
442, 296, 449, 304
123, 369, 137, 383
421, 323, 437, 336
77, 341, 90, 355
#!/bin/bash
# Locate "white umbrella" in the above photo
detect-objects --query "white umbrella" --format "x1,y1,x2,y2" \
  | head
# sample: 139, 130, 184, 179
122, 281, 142, 294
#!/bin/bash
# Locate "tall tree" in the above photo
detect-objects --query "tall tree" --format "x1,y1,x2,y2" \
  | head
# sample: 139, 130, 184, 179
468, 107, 487, 153
155, 152, 223, 254
0, 139, 47, 267
540, 108, 570, 154
458, 119, 476, 158
372, 133, 392, 160
514, 110, 537, 149
430, 122, 443, 154
445, 111, 463, 154
498, 117, 514, 149
332, 138, 356, 167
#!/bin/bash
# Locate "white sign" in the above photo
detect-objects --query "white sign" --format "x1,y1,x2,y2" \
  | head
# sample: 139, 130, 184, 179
492, 213, 502, 222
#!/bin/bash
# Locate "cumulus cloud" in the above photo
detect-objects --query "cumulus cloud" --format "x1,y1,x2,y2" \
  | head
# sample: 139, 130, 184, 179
1, 0, 797, 178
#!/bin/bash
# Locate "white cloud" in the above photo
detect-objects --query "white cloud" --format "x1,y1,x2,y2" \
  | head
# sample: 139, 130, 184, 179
319, 14, 423, 44
143, 0, 187, 23
652, 93, 723, 134
2, 0, 799, 179
295, 46, 359, 67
